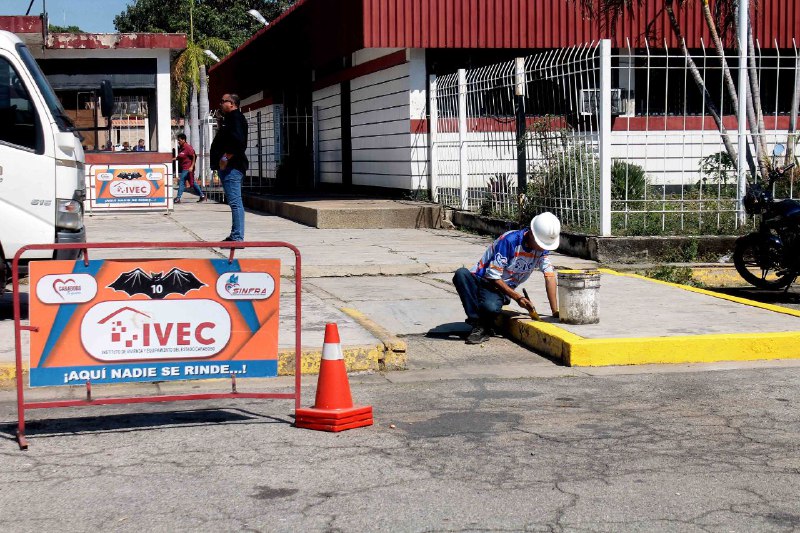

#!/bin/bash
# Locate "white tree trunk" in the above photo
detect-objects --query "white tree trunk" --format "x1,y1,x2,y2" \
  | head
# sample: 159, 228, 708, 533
189, 82, 200, 150
199, 65, 210, 185
788, 57, 800, 177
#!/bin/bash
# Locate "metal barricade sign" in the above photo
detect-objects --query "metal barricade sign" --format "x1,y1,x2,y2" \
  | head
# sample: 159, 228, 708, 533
29, 258, 280, 387
13, 241, 302, 450
87, 164, 171, 211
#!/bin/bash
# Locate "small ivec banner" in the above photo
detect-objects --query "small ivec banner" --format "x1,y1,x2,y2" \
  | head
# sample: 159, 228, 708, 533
28, 259, 280, 387
89, 165, 169, 208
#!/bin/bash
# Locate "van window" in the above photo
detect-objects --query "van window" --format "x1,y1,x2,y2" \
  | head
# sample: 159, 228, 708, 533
0, 55, 40, 151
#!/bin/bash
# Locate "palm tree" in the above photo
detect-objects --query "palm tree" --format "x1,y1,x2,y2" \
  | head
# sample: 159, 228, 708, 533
171, 0, 230, 183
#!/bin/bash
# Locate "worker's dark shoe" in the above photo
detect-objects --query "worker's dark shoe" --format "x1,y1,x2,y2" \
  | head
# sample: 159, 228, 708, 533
465, 325, 490, 345
174, 198, 181, 203
198, 196, 207, 202
486, 326, 503, 338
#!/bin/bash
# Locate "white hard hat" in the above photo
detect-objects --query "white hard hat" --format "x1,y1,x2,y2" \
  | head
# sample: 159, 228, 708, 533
530, 212, 561, 251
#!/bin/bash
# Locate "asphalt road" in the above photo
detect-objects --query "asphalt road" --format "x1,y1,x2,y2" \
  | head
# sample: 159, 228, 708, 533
1, 356, 799, 532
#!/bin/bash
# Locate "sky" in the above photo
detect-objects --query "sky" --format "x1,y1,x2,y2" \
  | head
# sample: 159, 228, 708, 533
0, 0, 131, 33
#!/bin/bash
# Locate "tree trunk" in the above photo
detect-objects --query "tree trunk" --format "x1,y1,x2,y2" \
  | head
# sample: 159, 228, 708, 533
199, 64, 210, 186
746, 19, 769, 180
189, 82, 200, 150
787, 56, 800, 178
664, 1, 740, 168
698, 0, 759, 180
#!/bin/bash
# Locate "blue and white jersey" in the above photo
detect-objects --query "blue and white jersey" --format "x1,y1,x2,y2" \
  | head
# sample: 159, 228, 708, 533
470, 229, 554, 288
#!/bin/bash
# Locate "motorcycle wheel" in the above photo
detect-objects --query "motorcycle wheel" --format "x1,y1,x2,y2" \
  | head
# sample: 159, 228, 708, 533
733, 234, 794, 290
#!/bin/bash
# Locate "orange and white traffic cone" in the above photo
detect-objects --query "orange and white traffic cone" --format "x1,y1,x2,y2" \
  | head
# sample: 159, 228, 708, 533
295, 323, 373, 432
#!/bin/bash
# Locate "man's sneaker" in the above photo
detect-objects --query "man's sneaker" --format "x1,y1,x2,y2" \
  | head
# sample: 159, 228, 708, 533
174, 198, 181, 203
198, 196, 207, 203
465, 326, 490, 345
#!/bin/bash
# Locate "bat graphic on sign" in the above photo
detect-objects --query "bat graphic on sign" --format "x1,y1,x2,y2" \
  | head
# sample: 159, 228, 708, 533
107, 268, 205, 299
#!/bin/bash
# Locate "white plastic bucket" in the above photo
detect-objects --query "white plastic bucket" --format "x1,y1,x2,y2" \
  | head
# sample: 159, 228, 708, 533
557, 270, 601, 324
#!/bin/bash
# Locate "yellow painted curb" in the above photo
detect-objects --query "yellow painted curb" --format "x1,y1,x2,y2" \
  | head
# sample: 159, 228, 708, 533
0, 345, 386, 386
277, 344, 387, 375
500, 269, 800, 367
339, 307, 407, 371
0, 363, 25, 386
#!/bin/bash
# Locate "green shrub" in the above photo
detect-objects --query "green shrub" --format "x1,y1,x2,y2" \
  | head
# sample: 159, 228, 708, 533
643, 265, 704, 287
698, 151, 737, 186
611, 160, 647, 200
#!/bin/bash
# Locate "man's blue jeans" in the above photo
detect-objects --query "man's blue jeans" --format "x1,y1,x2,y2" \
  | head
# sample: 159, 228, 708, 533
219, 168, 244, 241
452, 267, 509, 326
176, 170, 204, 199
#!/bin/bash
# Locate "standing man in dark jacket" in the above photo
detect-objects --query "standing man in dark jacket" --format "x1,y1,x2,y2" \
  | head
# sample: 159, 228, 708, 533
210, 93, 248, 242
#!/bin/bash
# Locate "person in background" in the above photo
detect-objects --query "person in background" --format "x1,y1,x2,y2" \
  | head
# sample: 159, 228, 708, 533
173, 133, 206, 203
452, 212, 561, 344
210, 93, 248, 242
134, 138, 146, 151
121, 141, 131, 151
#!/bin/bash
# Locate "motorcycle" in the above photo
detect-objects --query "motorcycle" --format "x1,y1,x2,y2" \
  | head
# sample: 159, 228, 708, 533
733, 144, 799, 289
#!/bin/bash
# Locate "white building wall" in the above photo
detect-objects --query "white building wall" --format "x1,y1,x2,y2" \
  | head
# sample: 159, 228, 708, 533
408, 49, 429, 193
312, 84, 342, 184
350, 57, 414, 189
430, 127, 790, 189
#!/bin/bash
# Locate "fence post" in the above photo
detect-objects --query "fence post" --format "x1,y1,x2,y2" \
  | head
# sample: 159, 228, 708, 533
428, 74, 439, 203
515, 57, 527, 218
458, 68, 468, 210
599, 39, 612, 236
736, 0, 750, 226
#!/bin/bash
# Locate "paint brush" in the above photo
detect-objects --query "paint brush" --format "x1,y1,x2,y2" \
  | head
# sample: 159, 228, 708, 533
521, 288, 541, 321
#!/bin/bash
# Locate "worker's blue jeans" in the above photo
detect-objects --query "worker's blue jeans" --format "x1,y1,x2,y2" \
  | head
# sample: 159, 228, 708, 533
452, 267, 509, 326
219, 168, 244, 241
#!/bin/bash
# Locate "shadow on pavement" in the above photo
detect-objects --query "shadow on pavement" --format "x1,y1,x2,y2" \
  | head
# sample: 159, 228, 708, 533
710, 286, 800, 307
425, 322, 471, 341
0, 407, 289, 441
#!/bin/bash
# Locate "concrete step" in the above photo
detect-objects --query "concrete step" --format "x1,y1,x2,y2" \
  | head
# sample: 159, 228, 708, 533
243, 194, 443, 229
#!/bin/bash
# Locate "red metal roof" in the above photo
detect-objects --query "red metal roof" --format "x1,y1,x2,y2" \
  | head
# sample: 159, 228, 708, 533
361, 0, 798, 49
209, 0, 799, 105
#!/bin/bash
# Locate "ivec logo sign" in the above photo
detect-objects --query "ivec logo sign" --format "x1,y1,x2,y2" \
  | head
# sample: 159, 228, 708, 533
80, 300, 232, 361
36, 274, 98, 303
110, 181, 152, 197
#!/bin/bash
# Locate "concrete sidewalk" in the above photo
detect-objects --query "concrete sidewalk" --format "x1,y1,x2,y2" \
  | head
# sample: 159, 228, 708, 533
2, 199, 800, 385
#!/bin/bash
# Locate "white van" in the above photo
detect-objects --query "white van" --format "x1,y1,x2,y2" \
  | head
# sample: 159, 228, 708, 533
0, 30, 90, 293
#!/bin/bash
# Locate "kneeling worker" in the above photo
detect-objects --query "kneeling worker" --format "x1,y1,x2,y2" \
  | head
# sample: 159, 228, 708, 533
453, 212, 561, 345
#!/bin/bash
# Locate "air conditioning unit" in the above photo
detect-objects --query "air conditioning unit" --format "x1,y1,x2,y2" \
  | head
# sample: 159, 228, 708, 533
579, 88, 623, 117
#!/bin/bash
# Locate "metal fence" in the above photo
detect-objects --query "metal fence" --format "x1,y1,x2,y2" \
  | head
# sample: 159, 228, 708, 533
430, 39, 800, 236
205, 106, 315, 203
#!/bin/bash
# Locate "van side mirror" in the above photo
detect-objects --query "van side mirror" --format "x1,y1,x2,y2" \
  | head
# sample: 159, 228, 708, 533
99, 80, 114, 119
